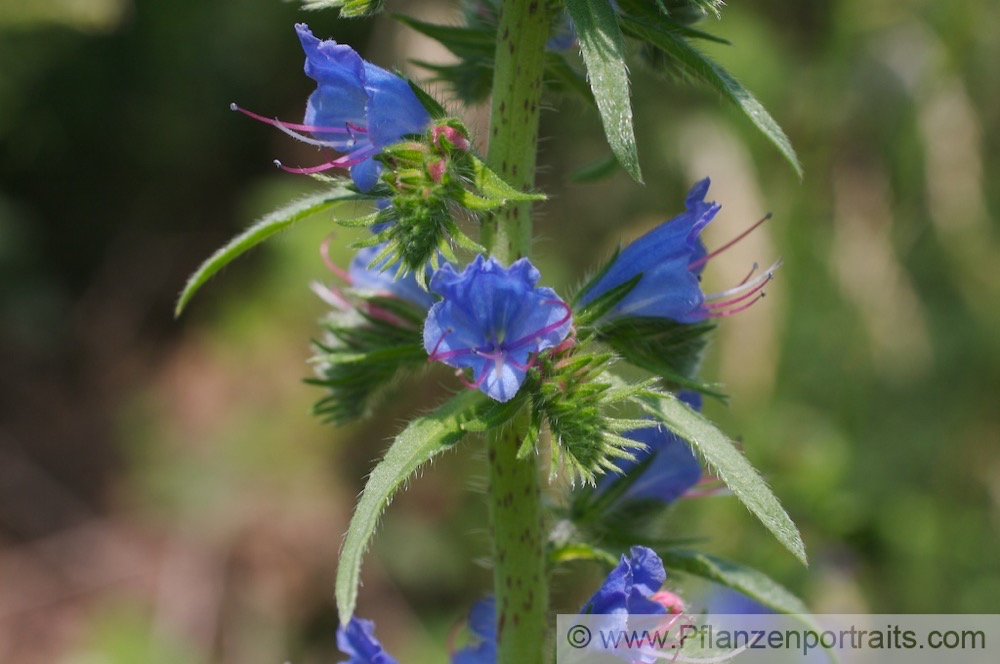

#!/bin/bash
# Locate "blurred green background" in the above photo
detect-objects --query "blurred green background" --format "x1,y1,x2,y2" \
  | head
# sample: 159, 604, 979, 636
1, 0, 998, 662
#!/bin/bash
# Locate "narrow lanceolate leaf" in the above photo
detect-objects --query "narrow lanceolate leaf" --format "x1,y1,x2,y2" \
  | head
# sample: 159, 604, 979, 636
638, 391, 807, 565
620, 16, 803, 178
659, 549, 809, 614
336, 390, 517, 624
566, 0, 642, 182
175, 188, 360, 316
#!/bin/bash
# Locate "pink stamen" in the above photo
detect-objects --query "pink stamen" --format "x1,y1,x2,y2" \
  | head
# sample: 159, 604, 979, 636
506, 299, 573, 349
703, 274, 771, 311
274, 144, 379, 174
703, 259, 782, 303
309, 280, 352, 311
230, 103, 365, 135
363, 303, 411, 328
737, 262, 759, 287
457, 366, 488, 390
428, 329, 453, 362
701, 292, 766, 319
320, 234, 352, 283
688, 212, 772, 271
274, 159, 343, 175
433, 347, 475, 362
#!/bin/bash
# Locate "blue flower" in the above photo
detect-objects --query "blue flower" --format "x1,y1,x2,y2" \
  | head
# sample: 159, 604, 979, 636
582, 546, 671, 617
578, 178, 780, 323
233, 24, 430, 192
594, 392, 702, 505
337, 617, 398, 664
451, 597, 497, 664
296, 23, 430, 191
423, 255, 573, 402
578, 178, 719, 323
349, 244, 438, 311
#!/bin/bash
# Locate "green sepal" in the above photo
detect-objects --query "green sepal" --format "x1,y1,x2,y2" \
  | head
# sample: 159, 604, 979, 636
469, 155, 547, 204
336, 388, 519, 625
635, 390, 808, 565
572, 272, 640, 328
599, 317, 724, 397
530, 352, 650, 485
566, 0, 642, 182
444, 218, 487, 255
407, 78, 448, 120
516, 405, 543, 460
658, 549, 809, 614
619, 14, 803, 179
175, 187, 363, 317
335, 209, 391, 229
457, 190, 508, 213
308, 295, 427, 424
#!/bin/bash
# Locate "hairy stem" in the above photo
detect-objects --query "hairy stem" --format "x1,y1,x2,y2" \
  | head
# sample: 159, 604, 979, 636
482, 0, 553, 264
483, 1, 554, 663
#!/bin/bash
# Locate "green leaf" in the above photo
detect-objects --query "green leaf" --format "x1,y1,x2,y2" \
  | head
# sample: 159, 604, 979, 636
659, 549, 809, 614
301, 0, 383, 18
598, 318, 725, 397
175, 188, 360, 317
566, 0, 642, 182
619, 16, 803, 178
394, 15, 496, 59
336, 390, 516, 624
469, 156, 547, 203
638, 391, 807, 565
549, 542, 619, 567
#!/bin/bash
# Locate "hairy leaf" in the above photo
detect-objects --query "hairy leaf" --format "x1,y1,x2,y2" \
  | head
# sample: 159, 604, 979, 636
638, 391, 807, 564
620, 16, 802, 178
336, 390, 519, 623
175, 188, 362, 316
566, 0, 642, 182
660, 549, 809, 614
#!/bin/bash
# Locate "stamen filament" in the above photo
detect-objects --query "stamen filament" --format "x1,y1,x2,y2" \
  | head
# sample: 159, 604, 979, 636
703, 259, 782, 302
320, 235, 352, 283
458, 366, 488, 390
701, 292, 766, 319
689, 212, 772, 270
703, 274, 771, 310
231, 103, 365, 135
309, 280, 352, 311
506, 299, 573, 349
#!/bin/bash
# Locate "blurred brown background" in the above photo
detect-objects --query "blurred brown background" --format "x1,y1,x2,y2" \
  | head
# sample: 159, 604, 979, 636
1, 0, 998, 662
